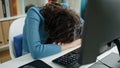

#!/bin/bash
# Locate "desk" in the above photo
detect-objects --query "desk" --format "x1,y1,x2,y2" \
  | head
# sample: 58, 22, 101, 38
0, 46, 119, 68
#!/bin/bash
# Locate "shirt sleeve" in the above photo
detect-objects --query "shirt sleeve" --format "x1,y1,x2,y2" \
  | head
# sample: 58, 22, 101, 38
25, 7, 61, 59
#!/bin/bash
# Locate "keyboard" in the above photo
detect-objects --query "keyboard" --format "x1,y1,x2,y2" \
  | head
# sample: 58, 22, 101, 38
52, 47, 81, 68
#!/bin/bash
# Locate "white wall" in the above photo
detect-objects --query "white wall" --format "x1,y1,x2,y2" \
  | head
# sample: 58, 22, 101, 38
66, 0, 81, 15
23, 0, 81, 15
24, 0, 48, 7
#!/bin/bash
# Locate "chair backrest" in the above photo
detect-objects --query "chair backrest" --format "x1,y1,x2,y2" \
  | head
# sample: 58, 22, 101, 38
9, 17, 25, 59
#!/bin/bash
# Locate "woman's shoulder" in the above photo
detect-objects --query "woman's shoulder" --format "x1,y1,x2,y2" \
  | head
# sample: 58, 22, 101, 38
27, 6, 44, 20
28, 6, 40, 13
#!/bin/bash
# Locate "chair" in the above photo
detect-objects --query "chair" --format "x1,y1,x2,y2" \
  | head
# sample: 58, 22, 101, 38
9, 17, 25, 59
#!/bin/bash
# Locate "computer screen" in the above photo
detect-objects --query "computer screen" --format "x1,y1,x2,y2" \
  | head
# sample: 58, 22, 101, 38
78, 0, 120, 66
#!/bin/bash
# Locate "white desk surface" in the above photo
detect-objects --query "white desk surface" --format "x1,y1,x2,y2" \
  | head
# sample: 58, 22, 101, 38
0, 46, 119, 68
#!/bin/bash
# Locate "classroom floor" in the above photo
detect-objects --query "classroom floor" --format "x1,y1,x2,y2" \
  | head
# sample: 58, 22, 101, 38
0, 49, 11, 63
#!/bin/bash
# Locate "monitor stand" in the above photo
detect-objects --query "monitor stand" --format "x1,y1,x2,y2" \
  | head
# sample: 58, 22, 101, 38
89, 52, 120, 68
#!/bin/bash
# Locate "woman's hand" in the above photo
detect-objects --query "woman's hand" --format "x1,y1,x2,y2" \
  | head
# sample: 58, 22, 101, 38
61, 39, 82, 51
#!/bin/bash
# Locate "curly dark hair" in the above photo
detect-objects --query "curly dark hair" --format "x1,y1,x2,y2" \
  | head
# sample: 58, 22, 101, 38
42, 3, 82, 44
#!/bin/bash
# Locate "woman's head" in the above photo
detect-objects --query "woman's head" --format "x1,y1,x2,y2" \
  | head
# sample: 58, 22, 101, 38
42, 3, 82, 44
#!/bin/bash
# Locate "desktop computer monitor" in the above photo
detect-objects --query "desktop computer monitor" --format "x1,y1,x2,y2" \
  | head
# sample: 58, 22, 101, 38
52, 0, 120, 67
78, 0, 120, 67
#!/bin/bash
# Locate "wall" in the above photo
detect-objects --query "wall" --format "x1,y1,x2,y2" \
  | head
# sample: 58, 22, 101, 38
24, 0, 48, 7
66, 0, 81, 15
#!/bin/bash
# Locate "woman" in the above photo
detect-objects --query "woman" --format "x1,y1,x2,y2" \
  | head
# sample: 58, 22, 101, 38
22, 2, 82, 59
